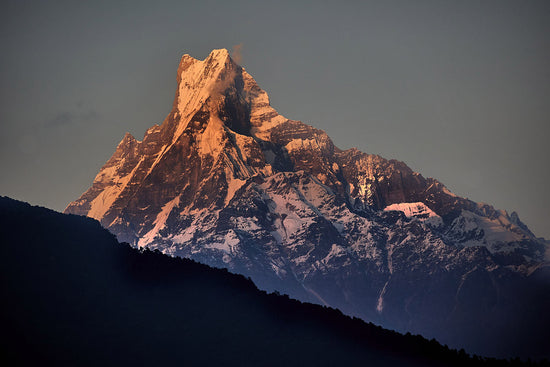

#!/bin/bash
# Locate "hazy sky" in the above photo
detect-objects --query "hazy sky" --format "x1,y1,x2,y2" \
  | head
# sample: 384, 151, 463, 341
1, 0, 549, 238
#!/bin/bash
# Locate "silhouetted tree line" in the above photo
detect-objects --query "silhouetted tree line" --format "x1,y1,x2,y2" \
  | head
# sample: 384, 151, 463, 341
0, 196, 547, 367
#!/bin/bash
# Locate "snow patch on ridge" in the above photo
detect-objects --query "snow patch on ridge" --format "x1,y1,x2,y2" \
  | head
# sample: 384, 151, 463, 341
384, 202, 438, 218
450, 210, 526, 252
384, 202, 443, 226
225, 175, 246, 205
285, 137, 328, 152
138, 196, 181, 248
242, 69, 288, 138
442, 186, 457, 197
88, 157, 145, 221
322, 244, 346, 264
377, 280, 390, 313
196, 116, 225, 156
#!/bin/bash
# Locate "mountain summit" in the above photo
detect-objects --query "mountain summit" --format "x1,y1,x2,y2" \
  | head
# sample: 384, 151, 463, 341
66, 49, 549, 358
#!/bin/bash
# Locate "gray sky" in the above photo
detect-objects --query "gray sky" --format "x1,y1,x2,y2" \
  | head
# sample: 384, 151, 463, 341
1, 0, 549, 238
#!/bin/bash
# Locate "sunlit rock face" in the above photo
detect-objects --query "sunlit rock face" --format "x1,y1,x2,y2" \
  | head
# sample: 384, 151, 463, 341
66, 49, 549, 359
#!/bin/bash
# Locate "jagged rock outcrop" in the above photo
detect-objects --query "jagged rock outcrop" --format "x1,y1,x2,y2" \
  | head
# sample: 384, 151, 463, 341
66, 49, 549, 358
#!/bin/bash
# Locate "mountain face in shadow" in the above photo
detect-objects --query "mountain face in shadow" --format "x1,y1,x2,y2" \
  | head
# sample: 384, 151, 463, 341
64, 49, 549, 358
2, 196, 545, 366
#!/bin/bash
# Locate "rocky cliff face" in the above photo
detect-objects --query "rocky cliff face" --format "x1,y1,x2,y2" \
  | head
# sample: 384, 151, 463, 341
66, 49, 549, 358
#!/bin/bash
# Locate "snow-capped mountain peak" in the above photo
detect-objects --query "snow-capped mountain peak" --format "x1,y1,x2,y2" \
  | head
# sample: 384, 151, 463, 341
65, 49, 549, 357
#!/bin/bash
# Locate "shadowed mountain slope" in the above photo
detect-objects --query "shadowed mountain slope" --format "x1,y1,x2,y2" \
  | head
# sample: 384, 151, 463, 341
2, 196, 547, 366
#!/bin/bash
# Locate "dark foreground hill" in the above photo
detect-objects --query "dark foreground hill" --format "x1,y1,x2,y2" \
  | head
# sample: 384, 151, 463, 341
0, 197, 545, 366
